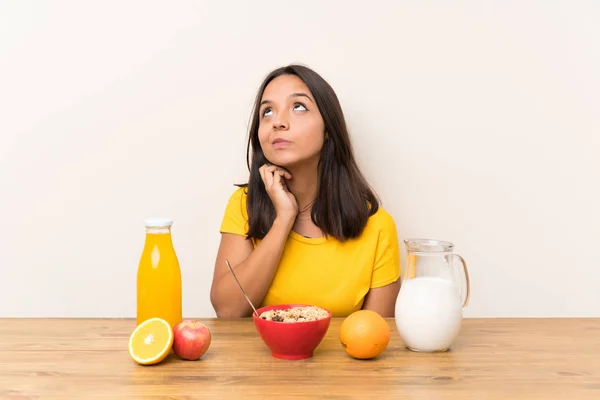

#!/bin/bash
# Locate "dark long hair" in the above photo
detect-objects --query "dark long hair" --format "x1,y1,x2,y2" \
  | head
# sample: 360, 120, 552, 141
241, 64, 379, 242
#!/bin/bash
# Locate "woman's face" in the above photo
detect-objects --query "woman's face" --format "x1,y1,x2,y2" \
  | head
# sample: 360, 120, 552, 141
258, 74, 326, 169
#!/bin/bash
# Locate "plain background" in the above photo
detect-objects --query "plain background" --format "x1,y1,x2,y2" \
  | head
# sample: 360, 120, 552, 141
1, 1, 598, 318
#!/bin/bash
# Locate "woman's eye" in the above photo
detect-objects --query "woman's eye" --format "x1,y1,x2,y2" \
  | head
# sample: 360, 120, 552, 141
262, 107, 273, 117
293, 103, 307, 112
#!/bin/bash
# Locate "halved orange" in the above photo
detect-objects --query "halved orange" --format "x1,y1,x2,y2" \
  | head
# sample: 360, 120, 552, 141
128, 317, 174, 365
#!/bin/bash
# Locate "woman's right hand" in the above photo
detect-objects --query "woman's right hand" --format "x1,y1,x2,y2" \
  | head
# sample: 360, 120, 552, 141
259, 164, 298, 221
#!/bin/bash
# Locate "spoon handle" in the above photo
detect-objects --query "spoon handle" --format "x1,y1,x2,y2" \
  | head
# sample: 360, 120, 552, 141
225, 259, 259, 317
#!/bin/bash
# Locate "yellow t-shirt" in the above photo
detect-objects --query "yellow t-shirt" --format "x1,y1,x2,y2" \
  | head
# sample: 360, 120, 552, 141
219, 187, 401, 317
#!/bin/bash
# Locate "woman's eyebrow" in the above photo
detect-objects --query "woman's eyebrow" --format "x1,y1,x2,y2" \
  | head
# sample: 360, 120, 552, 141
290, 93, 314, 103
260, 93, 314, 107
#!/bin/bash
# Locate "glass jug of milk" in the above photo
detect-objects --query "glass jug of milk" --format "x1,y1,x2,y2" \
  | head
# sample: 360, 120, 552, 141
395, 239, 471, 352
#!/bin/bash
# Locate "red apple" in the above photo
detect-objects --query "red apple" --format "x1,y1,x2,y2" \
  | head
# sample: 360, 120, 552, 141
172, 320, 211, 360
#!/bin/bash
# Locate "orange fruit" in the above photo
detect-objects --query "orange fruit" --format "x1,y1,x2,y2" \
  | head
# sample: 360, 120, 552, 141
128, 317, 174, 365
340, 310, 390, 359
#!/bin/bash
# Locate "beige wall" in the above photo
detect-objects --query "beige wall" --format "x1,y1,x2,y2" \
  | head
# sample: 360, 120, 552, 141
1, 1, 598, 318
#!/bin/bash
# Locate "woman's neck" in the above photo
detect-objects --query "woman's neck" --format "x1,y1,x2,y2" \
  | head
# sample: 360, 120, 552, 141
285, 163, 319, 213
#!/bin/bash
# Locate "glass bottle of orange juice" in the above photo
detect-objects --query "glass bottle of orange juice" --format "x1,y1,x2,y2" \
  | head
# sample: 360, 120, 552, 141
137, 218, 182, 328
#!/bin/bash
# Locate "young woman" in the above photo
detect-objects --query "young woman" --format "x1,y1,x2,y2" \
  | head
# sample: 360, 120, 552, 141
210, 65, 401, 318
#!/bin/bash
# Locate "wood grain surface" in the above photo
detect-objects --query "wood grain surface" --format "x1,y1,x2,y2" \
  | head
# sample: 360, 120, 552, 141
1, 318, 599, 399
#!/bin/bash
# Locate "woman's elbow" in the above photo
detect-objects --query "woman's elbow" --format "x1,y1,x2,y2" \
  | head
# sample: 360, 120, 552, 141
210, 295, 247, 318
214, 306, 248, 318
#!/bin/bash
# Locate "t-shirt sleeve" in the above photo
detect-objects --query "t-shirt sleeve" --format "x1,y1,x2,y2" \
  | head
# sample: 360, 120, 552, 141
370, 211, 402, 288
219, 187, 249, 237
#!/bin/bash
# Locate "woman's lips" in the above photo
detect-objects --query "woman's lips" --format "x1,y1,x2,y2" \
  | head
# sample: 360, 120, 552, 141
272, 138, 291, 148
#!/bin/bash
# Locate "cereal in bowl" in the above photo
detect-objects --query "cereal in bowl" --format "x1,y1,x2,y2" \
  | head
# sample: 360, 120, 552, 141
259, 306, 329, 323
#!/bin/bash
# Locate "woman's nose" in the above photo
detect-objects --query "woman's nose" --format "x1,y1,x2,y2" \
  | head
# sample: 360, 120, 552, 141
273, 114, 289, 130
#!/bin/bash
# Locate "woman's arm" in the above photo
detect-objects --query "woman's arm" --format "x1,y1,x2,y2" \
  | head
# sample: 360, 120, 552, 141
210, 165, 297, 317
210, 217, 294, 317
362, 279, 401, 317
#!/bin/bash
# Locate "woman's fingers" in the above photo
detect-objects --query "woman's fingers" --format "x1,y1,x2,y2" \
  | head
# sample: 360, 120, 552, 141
264, 168, 274, 188
259, 165, 271, 188
273, 169, 282, 189
263, 164, 292, 177
260, 164, 292, 188
259, 165, 268, 187
273, 166, 292, 180
264, 165, 277, 175
258, 164, 298, 218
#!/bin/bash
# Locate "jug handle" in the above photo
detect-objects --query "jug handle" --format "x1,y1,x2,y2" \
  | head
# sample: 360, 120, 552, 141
454, 254, 471, 308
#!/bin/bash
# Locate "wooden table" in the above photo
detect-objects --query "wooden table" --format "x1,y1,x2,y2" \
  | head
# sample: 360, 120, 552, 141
1, 318, 599, 399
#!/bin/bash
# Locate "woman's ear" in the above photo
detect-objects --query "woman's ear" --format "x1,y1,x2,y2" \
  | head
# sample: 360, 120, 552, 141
325, 131, 329, 140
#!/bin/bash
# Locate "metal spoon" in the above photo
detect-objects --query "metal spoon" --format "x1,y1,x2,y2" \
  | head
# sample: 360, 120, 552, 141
225, 259, 259, 317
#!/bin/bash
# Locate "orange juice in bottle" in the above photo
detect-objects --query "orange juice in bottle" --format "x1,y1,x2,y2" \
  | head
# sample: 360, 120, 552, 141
137, 218, 182, 328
